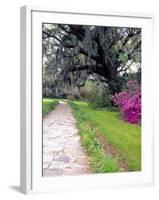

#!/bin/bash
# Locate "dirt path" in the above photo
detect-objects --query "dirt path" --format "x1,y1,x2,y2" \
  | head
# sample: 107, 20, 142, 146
43, 101, 89, 176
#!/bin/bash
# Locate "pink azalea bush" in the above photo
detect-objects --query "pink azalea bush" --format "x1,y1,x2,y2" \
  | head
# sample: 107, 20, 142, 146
111, 80, 141, 124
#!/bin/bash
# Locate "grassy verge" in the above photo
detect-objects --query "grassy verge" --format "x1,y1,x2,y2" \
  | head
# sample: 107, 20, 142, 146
70, 102, 119, 173
43, 98, 59, 116
70, 101, 141, 172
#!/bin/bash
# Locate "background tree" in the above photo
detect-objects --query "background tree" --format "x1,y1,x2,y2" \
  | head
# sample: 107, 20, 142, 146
42, 24, 141, 96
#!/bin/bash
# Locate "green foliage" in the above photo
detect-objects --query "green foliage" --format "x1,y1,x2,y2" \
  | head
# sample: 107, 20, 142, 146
90, 153, 119, 173
70, 101, 141, 171
43, 24, 141, 97
66, 87, 81, 100
70, 102, 119, 173
119, 53, 128, 63
122, 68, 141, 85
66, 95, 75, 100
108, 68, 141, 94
43, 98, 59, 116
80, 80, 111, 108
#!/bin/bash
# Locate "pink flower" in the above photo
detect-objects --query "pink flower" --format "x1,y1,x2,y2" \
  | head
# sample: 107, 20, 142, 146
111, 81, 141, 124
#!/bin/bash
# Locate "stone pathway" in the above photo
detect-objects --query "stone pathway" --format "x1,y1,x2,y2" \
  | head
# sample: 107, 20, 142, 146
43, 101, 89, 176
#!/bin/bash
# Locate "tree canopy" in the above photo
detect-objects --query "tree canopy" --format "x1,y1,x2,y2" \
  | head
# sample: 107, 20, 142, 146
42, 24, 141, 96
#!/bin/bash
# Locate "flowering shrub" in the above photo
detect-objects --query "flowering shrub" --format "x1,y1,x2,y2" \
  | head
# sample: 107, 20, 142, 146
111, 81, 141, 124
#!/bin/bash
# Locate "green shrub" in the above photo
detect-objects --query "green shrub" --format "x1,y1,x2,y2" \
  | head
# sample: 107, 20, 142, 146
66, 95, 75, 100
81, 80, 111, 108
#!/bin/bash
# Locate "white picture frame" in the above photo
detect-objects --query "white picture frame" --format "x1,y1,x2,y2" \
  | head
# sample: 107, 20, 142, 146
20, 5, 154, 194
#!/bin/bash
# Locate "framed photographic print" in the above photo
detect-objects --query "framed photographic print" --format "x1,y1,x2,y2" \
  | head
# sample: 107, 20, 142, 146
20, 6, 154, 194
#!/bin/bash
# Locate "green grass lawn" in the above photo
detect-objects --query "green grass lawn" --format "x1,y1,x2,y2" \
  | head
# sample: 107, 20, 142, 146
70, 101, 141, 173
43, 98, 59, 116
